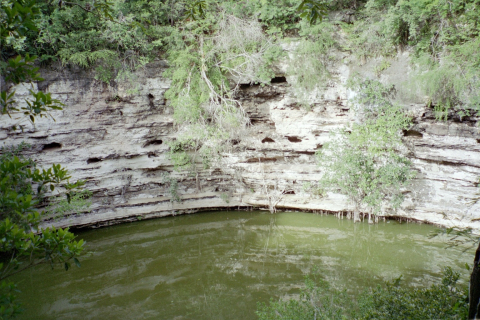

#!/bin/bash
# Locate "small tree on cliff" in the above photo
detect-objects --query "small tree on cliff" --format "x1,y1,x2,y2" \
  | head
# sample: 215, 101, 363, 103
316, 79, 415, 223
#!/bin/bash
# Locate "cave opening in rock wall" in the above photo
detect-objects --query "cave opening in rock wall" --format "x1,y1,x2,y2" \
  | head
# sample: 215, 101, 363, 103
287, 136, 302, 143
271, 76, 287, 83
403, 129, 424, 138
262, 137, 275, 143
144, 139, 163, 147
42, 142, 62, 151
87, 157, 102, 164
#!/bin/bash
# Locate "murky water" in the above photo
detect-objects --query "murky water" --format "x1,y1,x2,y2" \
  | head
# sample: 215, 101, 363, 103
14, 211, 472, 319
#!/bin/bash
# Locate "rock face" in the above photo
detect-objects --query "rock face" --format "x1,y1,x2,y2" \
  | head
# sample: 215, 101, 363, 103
1, 53, 480, 230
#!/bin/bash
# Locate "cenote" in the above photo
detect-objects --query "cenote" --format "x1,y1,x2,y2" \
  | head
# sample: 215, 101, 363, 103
14, 211, 472, 319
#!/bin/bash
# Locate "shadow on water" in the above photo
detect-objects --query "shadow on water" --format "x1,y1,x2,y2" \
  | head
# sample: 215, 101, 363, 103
13, 211, 472, 320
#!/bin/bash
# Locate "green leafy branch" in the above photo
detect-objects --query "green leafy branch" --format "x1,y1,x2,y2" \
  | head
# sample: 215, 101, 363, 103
184, 0, 206, 21
297, 0, 327, 25
0, 0, 39, 51
1, 54, 65, 129
0, 219, 85, 280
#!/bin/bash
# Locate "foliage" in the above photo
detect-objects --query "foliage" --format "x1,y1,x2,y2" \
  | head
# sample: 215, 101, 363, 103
257, 267, 468, 320
1, 0, 329, 86
0, 143, 83, 225
220, 193, 229, 203
297, 0, 328, 25
257, 273, 349, 320
46, 189, 92, 220
6, 0, 170, 83
346, 0, 480, 59
0, 53, 64, 130
161, 172, 181, 203
342, 0, 480, 120
164, 12, 280, 170
357, 267, 468, 319
0, 54, 42, 84
0, 0, 39, 52
410, 38, 480, 120
0, 219, 85, 277
0, 145, 85, 318
0, 142, 86, 223
342, 4, 396, 60
1, 16, 64, 128
302, 181, 324, 198
288, 21, 336, 109
0, 281, 21, 318
317, 79, 414, 220
184, 0, 207, 21
373, 59, 391, 77
242, 0, 299, 35
167, 140, 195, 172
1, 1, 88, 316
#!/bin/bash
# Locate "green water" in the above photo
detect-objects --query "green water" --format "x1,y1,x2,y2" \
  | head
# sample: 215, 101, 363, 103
14, 211, 472, 319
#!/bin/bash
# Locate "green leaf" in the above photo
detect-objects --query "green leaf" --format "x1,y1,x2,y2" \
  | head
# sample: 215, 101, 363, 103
73, 257, 81, 268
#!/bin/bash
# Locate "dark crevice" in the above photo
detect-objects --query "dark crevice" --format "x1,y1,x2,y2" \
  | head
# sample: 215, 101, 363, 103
144, 139, 163, 147
296, 150, 316, 155
250, 119, 265, 125
271, 76, 287, 83
246, 157, 277, 163
477, 139, 480, 144
231, 139, 241, 145
42, 142, 62, 151
403, 129, 424, 138
239, 83, 260, 89
211, 168, 222, 175
287, 136, 302, 143
148, 93, 155, 108
87, 157, 102, 164
142, 166, 166, 172
262, 137, 275, 143
284, 190, 295, 195
420, 158, 465, 167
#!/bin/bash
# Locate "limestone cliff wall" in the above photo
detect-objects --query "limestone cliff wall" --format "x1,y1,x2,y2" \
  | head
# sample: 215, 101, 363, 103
1, 51, 480, 230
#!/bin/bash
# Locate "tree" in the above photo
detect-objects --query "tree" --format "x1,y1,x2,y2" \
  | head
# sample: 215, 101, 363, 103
0, 130, 86, 320
316, 79, 415, 223
1, 0, 64, 129
1, 0, 88, 317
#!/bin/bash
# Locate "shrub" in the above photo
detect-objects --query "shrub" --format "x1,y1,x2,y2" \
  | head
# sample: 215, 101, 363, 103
257, 267, 468, 320
317, 79, 414, 222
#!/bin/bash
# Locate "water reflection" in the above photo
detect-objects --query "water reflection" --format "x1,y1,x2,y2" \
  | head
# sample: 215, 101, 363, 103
14, 211, 471, 320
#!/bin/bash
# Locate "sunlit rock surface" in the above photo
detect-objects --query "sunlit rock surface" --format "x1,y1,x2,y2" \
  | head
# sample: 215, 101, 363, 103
1, 53, 479, 230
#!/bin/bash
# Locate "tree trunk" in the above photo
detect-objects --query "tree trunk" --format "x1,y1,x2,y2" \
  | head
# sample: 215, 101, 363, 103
353, 209, 361, 223
469, 241, 480, 319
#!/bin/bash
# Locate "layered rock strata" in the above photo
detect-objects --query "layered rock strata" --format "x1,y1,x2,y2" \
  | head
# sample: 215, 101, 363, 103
1, 54, 479, 230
